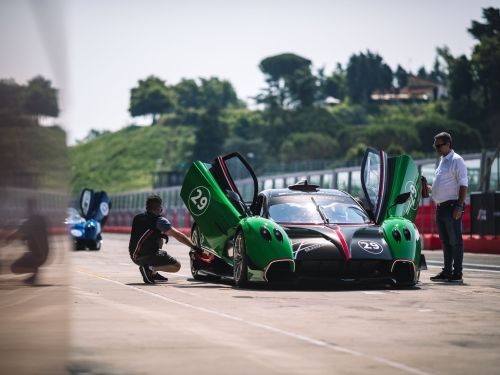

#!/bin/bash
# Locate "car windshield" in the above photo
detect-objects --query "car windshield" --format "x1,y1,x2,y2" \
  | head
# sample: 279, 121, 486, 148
268, 194, 370, 224
65, 208, 85, 225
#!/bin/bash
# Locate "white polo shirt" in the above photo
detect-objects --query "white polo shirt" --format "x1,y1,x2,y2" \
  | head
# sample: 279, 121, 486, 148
431, 150, 468, 204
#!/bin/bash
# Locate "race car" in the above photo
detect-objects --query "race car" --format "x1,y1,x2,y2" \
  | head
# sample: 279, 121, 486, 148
180, 149, 426, 287
66, 188, 111, 250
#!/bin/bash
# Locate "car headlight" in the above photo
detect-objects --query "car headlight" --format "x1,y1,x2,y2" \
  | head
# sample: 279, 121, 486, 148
260, 226, 272, 241
392, 228, 402, 242
273, 228, 284, 242
403, 227, 412, 241
71, 229, 83, 237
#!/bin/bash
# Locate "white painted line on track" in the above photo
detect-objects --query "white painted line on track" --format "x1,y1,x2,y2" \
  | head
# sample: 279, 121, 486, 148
427, 261, 500, 269
427, 265, 500, 273
461, 263, 500, 269
0, 286, 52, 310
77, 269, 435, 375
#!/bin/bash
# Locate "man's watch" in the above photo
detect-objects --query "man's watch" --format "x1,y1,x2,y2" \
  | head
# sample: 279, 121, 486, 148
455, 203, 465, 212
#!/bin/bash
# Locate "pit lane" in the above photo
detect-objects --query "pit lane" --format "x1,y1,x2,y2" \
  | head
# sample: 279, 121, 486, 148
2, 233, 500, 375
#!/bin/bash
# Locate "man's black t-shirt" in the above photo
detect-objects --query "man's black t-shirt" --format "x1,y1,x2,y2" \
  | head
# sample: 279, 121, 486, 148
129, 212, 172, 259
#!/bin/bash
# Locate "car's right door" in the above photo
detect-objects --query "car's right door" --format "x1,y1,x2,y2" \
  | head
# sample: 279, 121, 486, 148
361, 148, 421, 225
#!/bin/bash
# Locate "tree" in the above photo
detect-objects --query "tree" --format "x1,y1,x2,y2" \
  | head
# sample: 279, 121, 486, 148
200, 77, 240, 109
129, 76, 176, 125
23, 76, 59, 118
192, 106, 228, 162
173, 79, 202, 109
173, 77, 240, 110
469, 7, 500, 107
417, 66, 429, 79
346, 51, 393, 104
468, 7, 500, 39
448, 55, 474, 101
430, 57, 446, 83
258, 53, 314, 108
286, 67, 317, 107
279, 132, 339, 162
318, 64, 346, 102
0, 79, 24, 117
394, 65, 408, 89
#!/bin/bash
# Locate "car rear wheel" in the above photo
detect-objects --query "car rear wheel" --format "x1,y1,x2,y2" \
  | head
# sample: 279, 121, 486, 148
190, 225, 203, 280
233, 230, 248, 288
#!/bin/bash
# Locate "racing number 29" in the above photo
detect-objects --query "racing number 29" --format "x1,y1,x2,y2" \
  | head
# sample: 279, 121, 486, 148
190, 188, 208, 211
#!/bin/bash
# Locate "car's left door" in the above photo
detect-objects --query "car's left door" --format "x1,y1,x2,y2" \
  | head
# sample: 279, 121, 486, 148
181, 153, 258, 255
210, 152, 259, 214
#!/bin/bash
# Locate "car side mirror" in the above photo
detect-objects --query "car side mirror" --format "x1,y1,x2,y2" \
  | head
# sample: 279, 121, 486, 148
395, 192, 411, 205
226, 190, 249, 217
387, 192, 411, 214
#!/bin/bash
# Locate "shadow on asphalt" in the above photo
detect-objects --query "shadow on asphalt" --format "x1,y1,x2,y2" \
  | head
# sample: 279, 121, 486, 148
161, 278, 424, 293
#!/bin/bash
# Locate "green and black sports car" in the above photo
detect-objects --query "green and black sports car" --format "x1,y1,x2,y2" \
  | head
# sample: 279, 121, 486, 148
180, 149, 427, 287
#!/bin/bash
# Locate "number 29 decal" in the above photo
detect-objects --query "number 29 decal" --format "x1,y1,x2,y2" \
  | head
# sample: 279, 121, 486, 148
188, 186, 211, 216
357, 240, 383, 254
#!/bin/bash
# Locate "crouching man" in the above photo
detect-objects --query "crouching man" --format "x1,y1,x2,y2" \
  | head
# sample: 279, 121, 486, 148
129, 194, 199, 284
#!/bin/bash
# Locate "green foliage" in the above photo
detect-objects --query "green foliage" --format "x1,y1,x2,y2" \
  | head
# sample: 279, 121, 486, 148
437, 7, 500, 147
259, 53, 312, 81
448, 55, 474, 101
192, 106, 228, 162
395, 65, 408, 89
258, 53, 314, 108
0, 76, 59, 119
23, 76, 59, 118
129, 76, 176, 125
279, 132, 339, 162
346, 51, 393, 104
345, 142, 368, 163
0, 122, 69, 190
69, 125, 194, 193
0, 79, 24, 116
414, 115, 482, 152
318, 64, 347, 101
173, 79, 202, 109
173, 77, 241, 110
328, 102, 368, 125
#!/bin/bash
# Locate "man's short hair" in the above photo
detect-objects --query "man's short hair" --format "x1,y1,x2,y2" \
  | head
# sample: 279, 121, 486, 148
146, 194, 162, 212
434, 132, 452, 146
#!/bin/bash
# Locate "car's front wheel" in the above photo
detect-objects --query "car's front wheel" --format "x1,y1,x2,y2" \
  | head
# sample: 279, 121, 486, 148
74, 240, 85, 251
190, 225, 203, 280
233, 230, 248, 288
89, 239, 102, 251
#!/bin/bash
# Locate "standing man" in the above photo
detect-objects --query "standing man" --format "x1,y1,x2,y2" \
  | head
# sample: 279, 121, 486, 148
129, 194, 200, 284
429, 132, 468, 283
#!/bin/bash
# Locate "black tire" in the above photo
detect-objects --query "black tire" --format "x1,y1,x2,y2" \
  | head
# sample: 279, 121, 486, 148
89, 240, 102, 251
190, 225, 204, 280
233, 230, 248, 288
74, 240, 85, 251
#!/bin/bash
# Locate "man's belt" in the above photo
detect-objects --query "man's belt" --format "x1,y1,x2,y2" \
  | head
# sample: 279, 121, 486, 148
437, 200, 458, 207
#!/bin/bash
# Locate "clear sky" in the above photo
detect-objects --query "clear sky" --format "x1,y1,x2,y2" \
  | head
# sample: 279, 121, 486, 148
1, 0, 499, 144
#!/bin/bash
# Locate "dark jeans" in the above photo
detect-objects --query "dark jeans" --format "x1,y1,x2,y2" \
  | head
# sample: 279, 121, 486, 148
436, 205, 464, 275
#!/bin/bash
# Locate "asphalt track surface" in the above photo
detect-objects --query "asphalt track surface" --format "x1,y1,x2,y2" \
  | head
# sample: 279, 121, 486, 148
1, 234, 500, 375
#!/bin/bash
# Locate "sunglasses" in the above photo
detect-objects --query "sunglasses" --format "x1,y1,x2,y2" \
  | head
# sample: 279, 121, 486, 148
433, 143, 447, 148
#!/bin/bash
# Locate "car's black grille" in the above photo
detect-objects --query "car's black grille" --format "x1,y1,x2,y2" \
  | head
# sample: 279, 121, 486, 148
265, 261, 294, 282
391, 261, 416, 285
296, 260, 392, 280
